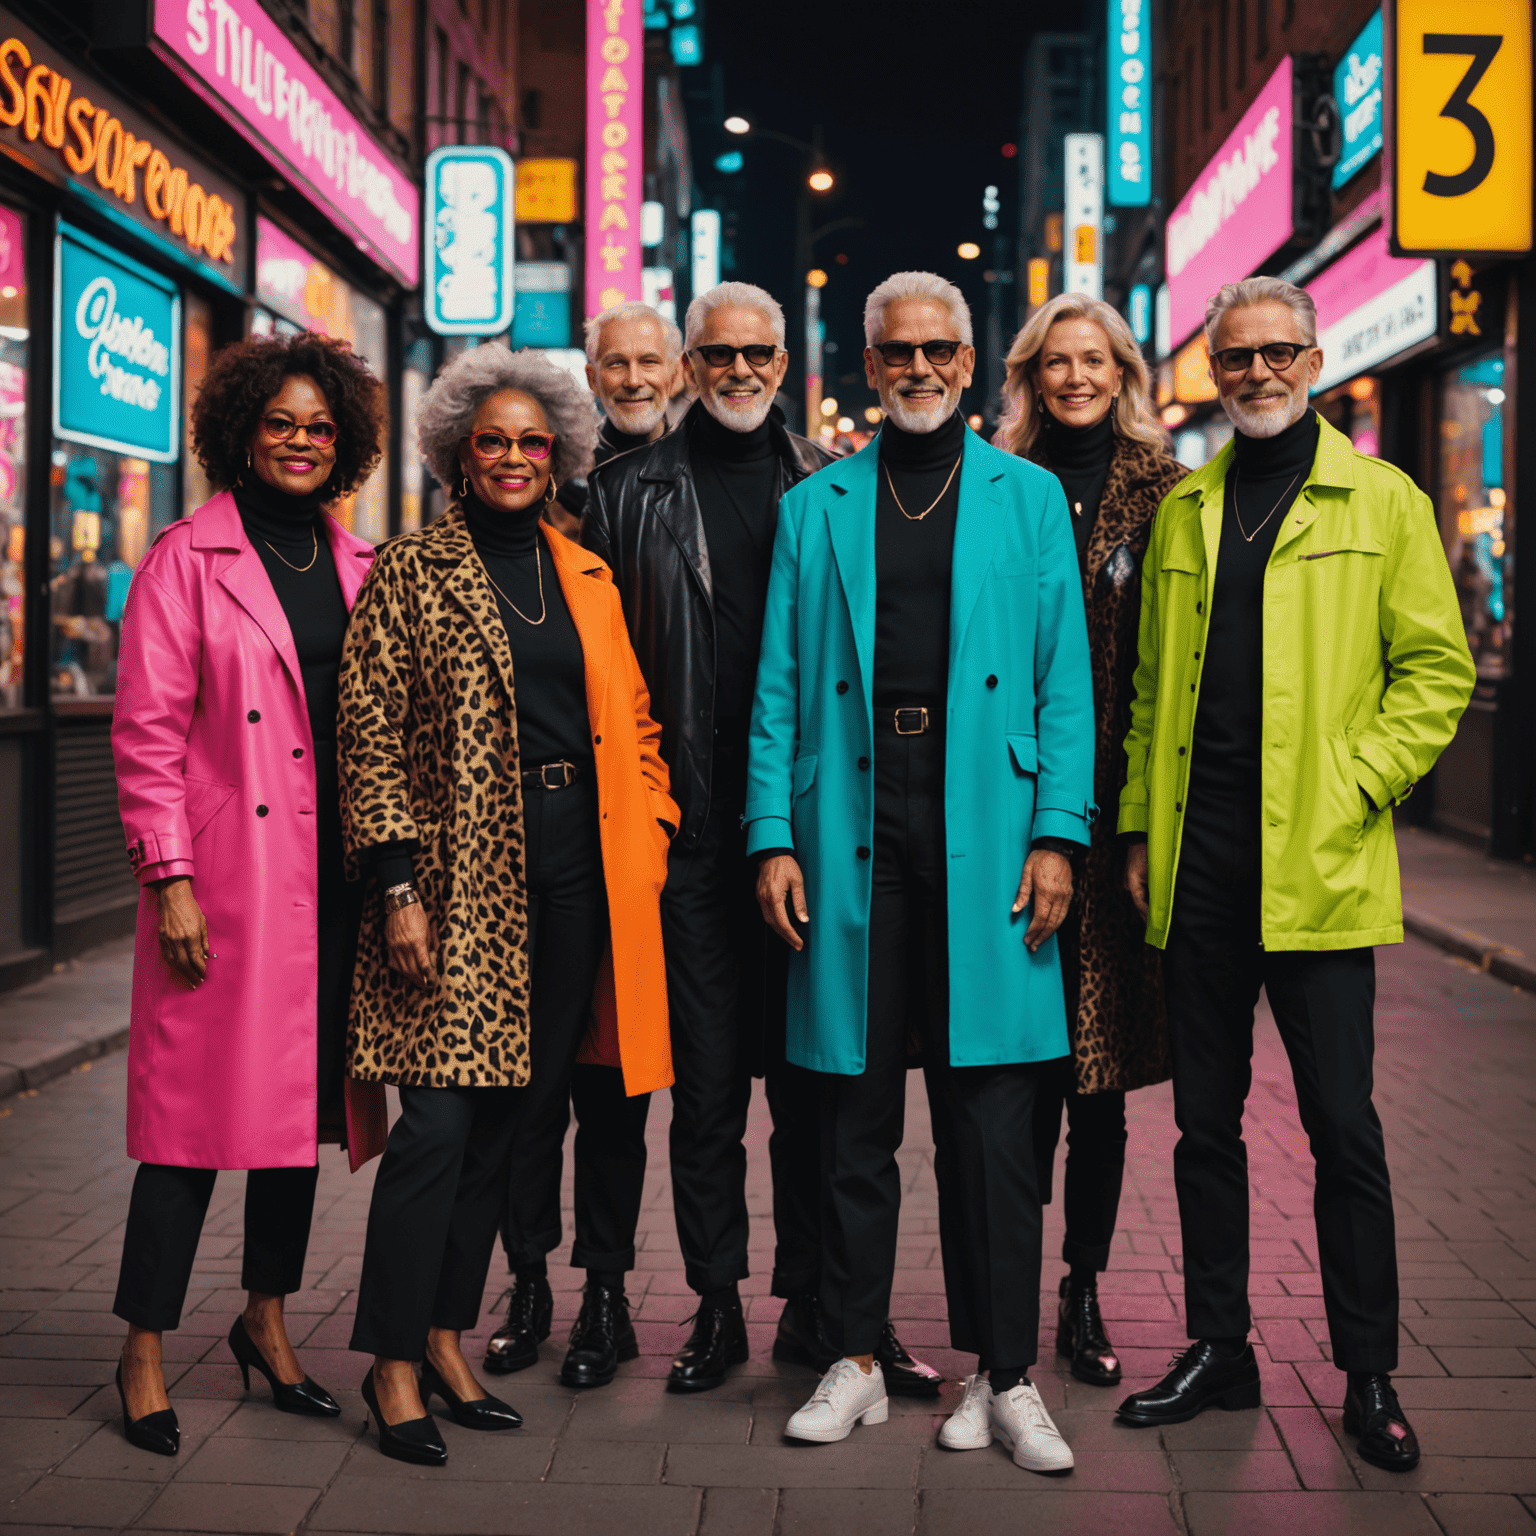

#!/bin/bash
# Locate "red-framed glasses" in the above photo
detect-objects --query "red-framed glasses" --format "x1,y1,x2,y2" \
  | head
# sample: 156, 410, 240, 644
467, 430, 556, 462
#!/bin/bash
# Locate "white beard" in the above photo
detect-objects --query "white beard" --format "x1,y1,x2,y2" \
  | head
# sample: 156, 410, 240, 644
1224, 384, 1309, 439
883, 381, 961, 434
603, 396, 667, 438
701, 382, 775, 432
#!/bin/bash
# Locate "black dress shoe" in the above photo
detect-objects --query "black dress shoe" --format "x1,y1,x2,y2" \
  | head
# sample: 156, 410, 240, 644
484, 1274, 554, 1376
227, 1316, 341, 1416
115, 1361, 179, 1457
561, 1283, 638, 1388
1055, 1275, 1122, 1387
417, 1361, 523, 1431
874, 1319, 943, 1398
771, 1292, 827, 1367
1343, 1373, 1420, 1472
1116, 1340, 1262, 1426
359, 1370, 448, 1466
666, 1296, 749, 1393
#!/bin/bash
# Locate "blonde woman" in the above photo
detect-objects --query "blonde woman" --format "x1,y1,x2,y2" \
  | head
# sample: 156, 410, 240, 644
995, 294, 1186, 1390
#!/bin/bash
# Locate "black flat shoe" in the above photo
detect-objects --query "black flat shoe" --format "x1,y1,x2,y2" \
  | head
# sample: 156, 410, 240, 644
875, 1319, 943, 1398
560, 1282, 638, 1389
484, 1274, 553, 1376
1056, 1275, 1122, 1387
1116, 1340, 1261, 1427
115, 1361, 179, 1457
1343, 1373, 1420, 1472
359, 1370, 448, 1465
418, 1361, 523, 1430
228, 1316, 340, 1417
667, 1295, 749, 1393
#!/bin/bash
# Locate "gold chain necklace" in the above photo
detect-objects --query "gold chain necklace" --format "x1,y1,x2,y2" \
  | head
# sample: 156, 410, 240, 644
883, 454, 963, 521
261, 531, 319, 572
1231, 467, 1302, 543
483, 543, 548, 626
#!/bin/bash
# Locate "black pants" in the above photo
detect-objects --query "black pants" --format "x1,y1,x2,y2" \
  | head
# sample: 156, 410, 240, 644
820, 722, 1043, 1368
1163, 785, 1397, 1373
499, 780, 650, 1275
114, 1163, 319, 1331
352, 780, 618, 1359
661, 787, 821, 1298
1032, 1062, 1127, 1272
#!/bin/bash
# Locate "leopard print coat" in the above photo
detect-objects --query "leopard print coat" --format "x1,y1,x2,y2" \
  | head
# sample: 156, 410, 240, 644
1030, 435, 1189, 1094
337, 508, 534, 1089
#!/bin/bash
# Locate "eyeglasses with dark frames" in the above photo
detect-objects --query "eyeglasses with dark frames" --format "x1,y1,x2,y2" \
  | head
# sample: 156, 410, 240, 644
689, 343, 781, 369
262, 414, 338, 448
1211, 342, 1311, 374
467, 430, 557, 462
873, 339, 963, 368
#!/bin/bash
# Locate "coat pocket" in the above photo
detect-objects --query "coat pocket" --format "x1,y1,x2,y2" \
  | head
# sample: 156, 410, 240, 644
791, 753, 818, 799
183, 775, 237, 841
1006, 734, 1038, 775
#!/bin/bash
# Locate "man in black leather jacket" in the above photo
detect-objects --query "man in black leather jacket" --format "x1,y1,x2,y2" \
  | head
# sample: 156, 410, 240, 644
584, 281, 938, 1397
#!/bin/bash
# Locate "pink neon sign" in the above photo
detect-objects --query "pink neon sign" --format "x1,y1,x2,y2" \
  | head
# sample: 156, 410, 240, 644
151, 0, 419, 287
585, 0, 644, 318
1165, 56, 1293, 349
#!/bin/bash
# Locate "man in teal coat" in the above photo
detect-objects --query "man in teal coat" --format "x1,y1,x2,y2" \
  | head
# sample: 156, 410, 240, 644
747, 272, 1095, 1469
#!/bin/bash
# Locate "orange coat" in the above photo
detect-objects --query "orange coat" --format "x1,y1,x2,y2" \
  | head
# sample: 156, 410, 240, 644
546, 525, 679, 1096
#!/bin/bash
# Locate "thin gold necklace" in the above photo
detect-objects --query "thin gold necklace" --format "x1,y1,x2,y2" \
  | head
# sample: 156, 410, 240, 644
883, 454, 963, 521
1232, 467, 1302, 543
483, 543, 548, 626
261, 531, 319, 572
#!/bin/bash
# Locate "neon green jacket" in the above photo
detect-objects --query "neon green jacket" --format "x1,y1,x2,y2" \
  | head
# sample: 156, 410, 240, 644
1119, 416, 1475, 951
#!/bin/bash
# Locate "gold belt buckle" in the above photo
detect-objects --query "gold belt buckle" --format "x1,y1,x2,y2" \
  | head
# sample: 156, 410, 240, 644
893, 707, 928, 735
540, 761, 574, 789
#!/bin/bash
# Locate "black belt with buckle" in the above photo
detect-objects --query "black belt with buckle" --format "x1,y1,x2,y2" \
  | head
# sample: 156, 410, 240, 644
521, 759, 579, 791
891, 707, 930, 735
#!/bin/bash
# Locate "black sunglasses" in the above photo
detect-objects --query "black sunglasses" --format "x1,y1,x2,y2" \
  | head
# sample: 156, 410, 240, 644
689, 343, 780, 369
1211, 342, 1311, 374
874, 339, 963, 368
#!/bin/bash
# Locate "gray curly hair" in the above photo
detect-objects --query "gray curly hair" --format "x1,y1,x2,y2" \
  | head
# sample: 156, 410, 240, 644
417, 343, 598, 493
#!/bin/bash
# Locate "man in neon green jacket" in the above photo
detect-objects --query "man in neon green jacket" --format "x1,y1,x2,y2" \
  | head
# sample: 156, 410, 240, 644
1115, 278, 1474, 1473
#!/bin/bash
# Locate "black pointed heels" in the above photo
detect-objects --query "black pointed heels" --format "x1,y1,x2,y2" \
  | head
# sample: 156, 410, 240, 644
116, 1360, 180, 1457
228, 1316, 341, 1417
360, 1369, 449, 1466
417, 1360, 523, 1430
1056, 1274, 1123, 1387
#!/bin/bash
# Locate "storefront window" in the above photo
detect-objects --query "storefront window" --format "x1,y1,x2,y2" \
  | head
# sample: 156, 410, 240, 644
183, 293, 215, 514
1438, 354, 1508, 679
1315, 375, 1381, 458
0, 203, 26, 711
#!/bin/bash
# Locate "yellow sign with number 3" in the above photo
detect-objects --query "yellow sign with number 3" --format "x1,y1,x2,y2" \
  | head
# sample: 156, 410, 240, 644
1393, 0, 1533, 254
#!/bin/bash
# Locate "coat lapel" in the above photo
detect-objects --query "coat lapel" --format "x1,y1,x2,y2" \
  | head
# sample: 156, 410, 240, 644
824, 442, 879, 701
433, 509, 522, 713
324, 515, 375, 610
547, 529, 611, 722
948, 431, 1006, 661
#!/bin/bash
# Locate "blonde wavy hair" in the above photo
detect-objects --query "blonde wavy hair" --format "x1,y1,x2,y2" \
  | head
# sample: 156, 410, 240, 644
995, 294, 1168, 459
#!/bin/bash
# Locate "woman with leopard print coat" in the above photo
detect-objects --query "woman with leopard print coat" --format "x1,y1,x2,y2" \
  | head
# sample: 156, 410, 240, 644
996, 297, 1188, 1395
337, 347, 678, 1465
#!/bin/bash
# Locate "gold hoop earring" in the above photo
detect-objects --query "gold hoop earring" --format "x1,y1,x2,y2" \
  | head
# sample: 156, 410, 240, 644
543, 477, 558, 507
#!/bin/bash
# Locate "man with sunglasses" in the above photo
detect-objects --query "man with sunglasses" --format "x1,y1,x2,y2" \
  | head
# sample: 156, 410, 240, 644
1115, 278, 1474, 1471
749, 272, 1093, 1465
584, 282, 935, 1396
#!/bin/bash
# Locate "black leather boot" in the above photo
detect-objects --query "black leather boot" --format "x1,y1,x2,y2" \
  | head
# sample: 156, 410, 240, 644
667, 1294, 749, 1393
874, 1320, 943, 1397
560, 1283, 638, 1389
1343, 1373, 1420, 1472
771, 1292, 826, 1366
1055, 1274, 1122, 1387
1116, 1340, 1261, 1426
483, 1273, 553, 1376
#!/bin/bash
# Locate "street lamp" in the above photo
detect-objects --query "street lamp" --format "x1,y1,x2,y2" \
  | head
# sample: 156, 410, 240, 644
808, 169, 835, 192
957, 242, 981, 260
724, 115, 752, 135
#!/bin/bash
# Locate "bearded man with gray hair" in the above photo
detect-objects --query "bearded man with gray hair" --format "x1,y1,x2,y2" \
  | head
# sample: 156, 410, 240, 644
583, 282, 936, 1397
1114, 277, 1474, 1470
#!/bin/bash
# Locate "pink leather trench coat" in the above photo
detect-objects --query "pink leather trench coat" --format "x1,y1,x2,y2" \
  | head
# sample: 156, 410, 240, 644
112, 492, 379, 1169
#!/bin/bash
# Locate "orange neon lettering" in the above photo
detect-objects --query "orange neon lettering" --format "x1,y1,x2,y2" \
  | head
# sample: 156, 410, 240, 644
93, 115, 122, 191
63, 93, 95, 172
0, 39, 29, 129
143, 149, 169, 218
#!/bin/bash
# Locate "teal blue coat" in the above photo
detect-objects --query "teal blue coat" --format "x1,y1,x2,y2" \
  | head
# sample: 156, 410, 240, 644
745, 428, 1097, 1075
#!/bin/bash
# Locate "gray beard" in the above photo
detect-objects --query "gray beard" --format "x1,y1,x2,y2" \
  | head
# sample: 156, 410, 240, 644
603, 397, 667, 437
883, 385, 960, 434
1224, 386, 1309, 439
701, 385, 774, 433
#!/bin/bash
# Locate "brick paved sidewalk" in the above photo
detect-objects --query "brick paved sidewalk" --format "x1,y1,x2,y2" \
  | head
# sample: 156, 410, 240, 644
2, 932, 1534, 1535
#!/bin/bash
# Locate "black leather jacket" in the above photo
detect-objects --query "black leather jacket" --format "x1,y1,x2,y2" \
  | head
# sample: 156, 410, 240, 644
582, 400, 832, 848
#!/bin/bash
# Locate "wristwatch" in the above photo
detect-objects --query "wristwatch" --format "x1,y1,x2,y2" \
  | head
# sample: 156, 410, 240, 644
383, 882, 421, 915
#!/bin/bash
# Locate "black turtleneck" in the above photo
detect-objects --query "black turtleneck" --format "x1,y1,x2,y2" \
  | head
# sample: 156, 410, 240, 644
234, 476, 347, 749
691, 405, 781, 778
1040, 412, 1116, 574
1191, 408, 1319, 799
462, 491, 591, 776
596, 417, 660, 467
874, 409, 966, 710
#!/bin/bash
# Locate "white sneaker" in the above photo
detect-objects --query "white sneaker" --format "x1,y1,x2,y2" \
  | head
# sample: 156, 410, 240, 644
989, 1381, 1074, 1473
938, 1373, 994, 1450
785, 1359, 890, 1443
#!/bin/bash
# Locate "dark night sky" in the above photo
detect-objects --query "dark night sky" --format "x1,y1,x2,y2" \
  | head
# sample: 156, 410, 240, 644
686, 0, 1086, 428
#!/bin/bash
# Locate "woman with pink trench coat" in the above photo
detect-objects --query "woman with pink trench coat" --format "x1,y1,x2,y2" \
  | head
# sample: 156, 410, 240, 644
109, 334, 388, 1456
